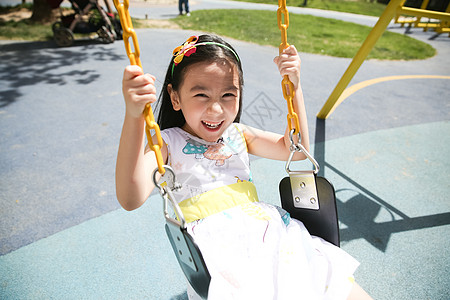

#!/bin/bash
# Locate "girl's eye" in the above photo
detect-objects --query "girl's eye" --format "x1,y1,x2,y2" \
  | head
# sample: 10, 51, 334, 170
223, 93, 237, 98
194, 93, 208, 98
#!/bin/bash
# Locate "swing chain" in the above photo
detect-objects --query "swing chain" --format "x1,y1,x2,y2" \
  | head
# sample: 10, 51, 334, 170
286, 130, 320, 175
113, 0, 166, 175
278, 0, 320, 177
114, 0, 141, 68
277, 0, 301, 136
277, 0, 289, 54
115, 0, 185, 227
152, 167, 186, 228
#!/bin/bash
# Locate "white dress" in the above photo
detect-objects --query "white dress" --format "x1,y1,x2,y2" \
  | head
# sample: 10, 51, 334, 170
160, 124, 359, 300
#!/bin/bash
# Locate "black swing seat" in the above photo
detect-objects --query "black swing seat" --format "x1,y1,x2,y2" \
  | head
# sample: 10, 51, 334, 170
165, 218, 211, 299
279, 174, 340, 247
164, 172, 340, 299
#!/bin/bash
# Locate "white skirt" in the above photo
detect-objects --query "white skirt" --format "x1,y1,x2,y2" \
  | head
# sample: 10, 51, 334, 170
185, 202, 359, 300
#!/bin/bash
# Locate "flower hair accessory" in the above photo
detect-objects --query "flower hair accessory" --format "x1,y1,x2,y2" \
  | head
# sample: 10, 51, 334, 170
172, 35, 199, 66
171, 35, 240, 77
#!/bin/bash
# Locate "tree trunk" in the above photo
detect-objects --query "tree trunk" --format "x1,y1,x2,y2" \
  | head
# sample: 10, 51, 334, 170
30, 0, 57, 24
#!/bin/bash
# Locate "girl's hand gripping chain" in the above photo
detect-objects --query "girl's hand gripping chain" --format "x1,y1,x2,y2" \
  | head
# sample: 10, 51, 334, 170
273, 45, 301, 91
122, 65, 158, 119
274, 45, 310, 160
117, 66, 164, 211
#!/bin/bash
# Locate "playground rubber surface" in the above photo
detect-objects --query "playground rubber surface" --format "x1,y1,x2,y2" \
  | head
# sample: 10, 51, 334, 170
1, 1, 449, 299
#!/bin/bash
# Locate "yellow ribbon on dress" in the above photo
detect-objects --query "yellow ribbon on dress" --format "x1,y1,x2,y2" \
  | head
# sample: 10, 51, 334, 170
178, 181, 259, 223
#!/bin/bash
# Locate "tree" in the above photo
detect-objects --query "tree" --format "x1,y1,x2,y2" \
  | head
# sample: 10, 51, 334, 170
30, 0, 58, 24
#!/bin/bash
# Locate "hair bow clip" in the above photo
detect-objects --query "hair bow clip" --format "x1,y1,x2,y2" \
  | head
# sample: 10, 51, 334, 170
173, 35, 199, 65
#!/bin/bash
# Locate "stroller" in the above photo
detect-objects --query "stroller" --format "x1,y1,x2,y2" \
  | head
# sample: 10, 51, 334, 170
47, 0, 122, 47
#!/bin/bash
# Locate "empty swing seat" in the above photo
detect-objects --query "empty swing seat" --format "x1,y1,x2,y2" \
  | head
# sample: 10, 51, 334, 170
279, 175, 340, 247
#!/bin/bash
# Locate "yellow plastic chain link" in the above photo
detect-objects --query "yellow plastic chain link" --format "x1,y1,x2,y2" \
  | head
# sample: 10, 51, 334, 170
113, 0, 166, 175
277, 0, 300, 135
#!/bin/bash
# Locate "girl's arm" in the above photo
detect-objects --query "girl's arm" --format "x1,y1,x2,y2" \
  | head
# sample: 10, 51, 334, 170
116, 65, 167, 211
244, 45, 309, 161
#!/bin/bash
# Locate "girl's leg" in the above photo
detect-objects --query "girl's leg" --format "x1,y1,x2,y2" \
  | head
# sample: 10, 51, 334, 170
347, 282, 373, 300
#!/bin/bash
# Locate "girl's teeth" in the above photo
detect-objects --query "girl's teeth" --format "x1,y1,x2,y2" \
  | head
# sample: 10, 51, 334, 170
204, 121, 221, 128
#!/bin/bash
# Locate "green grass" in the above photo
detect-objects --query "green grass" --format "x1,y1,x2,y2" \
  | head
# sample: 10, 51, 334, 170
173, 9, 435, 60
0, 19, 53, 41
232, 0, 387, 17
0, 4, 436, 60
0, 4, 53, 41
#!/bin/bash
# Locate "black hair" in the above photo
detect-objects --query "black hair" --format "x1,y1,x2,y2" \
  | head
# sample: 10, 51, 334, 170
155, 34, 244, 130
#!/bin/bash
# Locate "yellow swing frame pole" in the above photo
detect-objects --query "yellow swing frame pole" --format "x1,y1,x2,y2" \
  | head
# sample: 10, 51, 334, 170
317, 0, 406, 119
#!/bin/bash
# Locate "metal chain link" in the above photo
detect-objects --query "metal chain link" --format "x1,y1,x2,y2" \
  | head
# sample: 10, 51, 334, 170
113, 0, 166, 175
277, 0, 300, 135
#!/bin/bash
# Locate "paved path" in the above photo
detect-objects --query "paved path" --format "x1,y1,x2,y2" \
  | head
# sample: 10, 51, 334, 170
1, 1, 449, 299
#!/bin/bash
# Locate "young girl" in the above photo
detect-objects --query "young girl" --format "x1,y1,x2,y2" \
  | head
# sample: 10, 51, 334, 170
116, 34, 372, 300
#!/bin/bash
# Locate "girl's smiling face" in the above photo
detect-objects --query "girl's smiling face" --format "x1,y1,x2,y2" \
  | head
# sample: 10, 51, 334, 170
168, 60, 241, 142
